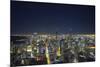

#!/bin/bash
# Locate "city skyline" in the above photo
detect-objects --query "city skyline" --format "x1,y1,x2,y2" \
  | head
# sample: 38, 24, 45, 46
11, 1, 95, 34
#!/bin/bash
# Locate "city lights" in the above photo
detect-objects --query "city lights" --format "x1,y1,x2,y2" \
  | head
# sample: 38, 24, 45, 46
11, 33, 95, 66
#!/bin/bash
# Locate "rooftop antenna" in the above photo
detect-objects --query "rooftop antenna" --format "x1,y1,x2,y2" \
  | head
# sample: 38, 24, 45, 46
56, 32, 58, 40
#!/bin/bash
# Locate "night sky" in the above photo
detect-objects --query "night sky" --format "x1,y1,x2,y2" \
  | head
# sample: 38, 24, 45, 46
11, 1, 95, 34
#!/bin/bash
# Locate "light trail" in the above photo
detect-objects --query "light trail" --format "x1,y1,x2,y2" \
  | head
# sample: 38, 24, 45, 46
45, 40, 51, 64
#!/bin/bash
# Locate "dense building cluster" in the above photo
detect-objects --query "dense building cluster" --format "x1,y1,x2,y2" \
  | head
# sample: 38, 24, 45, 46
10, 33, 95, 66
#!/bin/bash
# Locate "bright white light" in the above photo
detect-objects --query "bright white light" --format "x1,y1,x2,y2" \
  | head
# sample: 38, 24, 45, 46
34, 47, 37, 50
37, 39, 40, 42
27, 49, 32, 52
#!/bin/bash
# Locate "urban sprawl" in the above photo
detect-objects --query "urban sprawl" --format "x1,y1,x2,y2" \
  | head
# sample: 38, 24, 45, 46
11, 33, 95, 66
